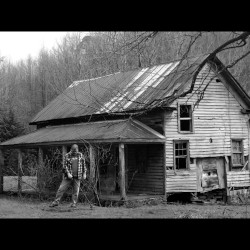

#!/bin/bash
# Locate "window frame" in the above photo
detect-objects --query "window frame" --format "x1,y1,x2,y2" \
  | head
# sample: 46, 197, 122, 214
173, 140, 190, 171
231, 139, 244, 169
178, 103, 194, 133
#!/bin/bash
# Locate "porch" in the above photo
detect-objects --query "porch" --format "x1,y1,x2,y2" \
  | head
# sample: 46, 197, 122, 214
0, 119, 166, 201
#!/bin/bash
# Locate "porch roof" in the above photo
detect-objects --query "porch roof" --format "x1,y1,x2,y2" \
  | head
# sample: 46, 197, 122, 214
0, 119, 165, 148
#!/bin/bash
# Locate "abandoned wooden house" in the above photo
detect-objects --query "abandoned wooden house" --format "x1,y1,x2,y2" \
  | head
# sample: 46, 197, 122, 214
1, 53, 250, 202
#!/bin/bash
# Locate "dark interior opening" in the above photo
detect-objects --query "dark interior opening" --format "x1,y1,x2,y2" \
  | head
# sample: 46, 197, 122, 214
175, 157, 187, 169
180, 120, 191, 131
179, 105, 192, 132
180, 105, 191, 118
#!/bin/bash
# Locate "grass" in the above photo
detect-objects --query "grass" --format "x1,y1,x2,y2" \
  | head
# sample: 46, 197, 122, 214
2, 176, 250, 218
0, 194, 250, 218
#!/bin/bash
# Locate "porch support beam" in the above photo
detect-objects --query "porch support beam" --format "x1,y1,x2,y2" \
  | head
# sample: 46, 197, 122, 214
37, 147, 44, 191
0, 149, 4, 194
62, 145, 67, 167
119, 143, 127, 200
62, 146, 67, 179
89, 145, 96, 184
248, 118, 250, 171
17, 149, 22, 196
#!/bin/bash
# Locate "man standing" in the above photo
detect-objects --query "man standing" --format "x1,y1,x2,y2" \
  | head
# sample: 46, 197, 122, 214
50, 144, 87, 208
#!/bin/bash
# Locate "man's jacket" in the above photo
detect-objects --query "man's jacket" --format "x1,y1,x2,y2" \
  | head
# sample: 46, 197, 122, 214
62, 151, 87, 180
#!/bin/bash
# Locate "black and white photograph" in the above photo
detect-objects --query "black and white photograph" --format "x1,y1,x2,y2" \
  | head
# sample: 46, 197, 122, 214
0, 31, 250, 219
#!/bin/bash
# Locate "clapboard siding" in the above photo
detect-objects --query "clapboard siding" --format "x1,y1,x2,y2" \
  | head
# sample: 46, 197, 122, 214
227, 171, 250, 187
127, 144, 164, 194
164, 63, 250, 193
166, 163, 197, 192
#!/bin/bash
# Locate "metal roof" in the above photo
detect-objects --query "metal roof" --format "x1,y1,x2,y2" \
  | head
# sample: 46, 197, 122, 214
0, 119, 165, 148
30, 54, 210, 124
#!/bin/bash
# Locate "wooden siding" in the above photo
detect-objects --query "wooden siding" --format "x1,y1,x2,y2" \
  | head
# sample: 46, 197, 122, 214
166, 163, 197, 192
164, 64, 250, 193
127, 144, 164, 194
227, 171, 250, 187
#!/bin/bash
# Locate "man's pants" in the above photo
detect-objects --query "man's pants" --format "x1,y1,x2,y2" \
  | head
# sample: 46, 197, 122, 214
54, 178, 81, 204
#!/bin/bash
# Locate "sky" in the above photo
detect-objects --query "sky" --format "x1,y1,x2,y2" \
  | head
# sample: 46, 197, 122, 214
0, 32, 75, 63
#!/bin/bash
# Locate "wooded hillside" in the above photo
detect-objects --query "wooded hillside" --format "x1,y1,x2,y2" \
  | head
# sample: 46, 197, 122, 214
0, 32, 250, 136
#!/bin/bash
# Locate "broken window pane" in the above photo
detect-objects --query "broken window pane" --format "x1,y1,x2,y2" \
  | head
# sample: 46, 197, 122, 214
232, 141, 241, 152
232, 153, 243, 165
180, 105, 191, 118
175, 157, 186, 169
174, 141, 189, 170
180, 120, 191, 131
231, 139, 243, 167
179, 105, 193, 132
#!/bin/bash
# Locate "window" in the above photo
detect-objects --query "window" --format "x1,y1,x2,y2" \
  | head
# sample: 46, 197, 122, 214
231, 139, 244, 168
178, 104, 193, 132
174, 140, 189, 170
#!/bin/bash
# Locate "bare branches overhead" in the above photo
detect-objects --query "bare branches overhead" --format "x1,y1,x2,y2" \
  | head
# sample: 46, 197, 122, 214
1, 31, 250, 132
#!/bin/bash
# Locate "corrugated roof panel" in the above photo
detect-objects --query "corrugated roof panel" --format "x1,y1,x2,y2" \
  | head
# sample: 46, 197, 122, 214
99, 68, 149, 113
0, 119, 165, 147
30, 54, 210, 123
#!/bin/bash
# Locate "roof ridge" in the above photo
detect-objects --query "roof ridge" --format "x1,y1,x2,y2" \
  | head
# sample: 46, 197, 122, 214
68, 72, 121, 88
68, 53, 211, 87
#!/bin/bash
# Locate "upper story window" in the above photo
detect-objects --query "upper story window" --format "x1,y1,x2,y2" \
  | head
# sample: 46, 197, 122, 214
178, 104, 193, 133
231, 139, 244, 169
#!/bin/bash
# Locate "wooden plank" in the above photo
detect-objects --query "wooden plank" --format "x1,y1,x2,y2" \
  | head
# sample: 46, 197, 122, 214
166, 177, 197, 181
227, 176, 250, 180
0, 149, 4, 193
227, 175, 250, 179
228, 183, 250, 187
166, 186, 197, 190
227, 178, 250, 182
228, 179, 250, 183
17, 149, 22, 196
166, 188, 197, 192
62, 145, 67, 163
125, 144, 128, 191
216, 158, 226, 189
89, 145, 96, 184
166, 185, 197, 190
37, 147, 44, 191
227, 171, 250, 175
119, 143, 126, 200
228, 181, 250, 185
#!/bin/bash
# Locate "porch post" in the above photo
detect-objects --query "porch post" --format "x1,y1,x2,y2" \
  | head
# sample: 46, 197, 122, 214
62, 146, 67, 166
17, 149, 22, 196
0, 149, 4, 194
37, 147, 44, 190
248, 118, 250, 171
89, 145, 96, 184
119, 143, 127, 200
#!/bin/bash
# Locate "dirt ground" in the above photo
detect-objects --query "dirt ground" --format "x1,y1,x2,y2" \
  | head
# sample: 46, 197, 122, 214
0, 194, 250, 218
2, 177, 250, 219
